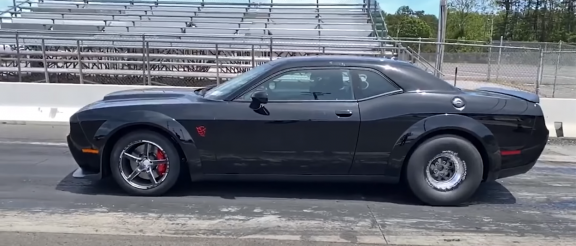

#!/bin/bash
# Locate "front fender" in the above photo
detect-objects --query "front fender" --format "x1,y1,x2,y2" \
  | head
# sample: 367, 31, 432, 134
387, 114, 500, 181
93, 110, 202, 175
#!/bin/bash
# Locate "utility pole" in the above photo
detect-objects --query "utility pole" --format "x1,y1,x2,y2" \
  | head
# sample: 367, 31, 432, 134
435, 0, 447, 77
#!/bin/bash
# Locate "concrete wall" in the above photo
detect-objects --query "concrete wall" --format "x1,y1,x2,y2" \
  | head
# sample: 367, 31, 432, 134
0, 82, 573, 138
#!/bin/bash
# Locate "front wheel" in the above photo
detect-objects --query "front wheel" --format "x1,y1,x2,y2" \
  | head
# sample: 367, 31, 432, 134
405, 134, 483, 206
109, 130, 181, 196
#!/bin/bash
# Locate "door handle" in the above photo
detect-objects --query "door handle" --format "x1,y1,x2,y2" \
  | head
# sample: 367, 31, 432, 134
335, 110, 353, 117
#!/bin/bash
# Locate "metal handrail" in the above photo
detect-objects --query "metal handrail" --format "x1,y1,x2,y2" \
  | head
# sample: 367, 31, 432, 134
10, 11, 370, 21
0, 29, 383, 43
38, 2, 367, 10
44, 0, 367, 7
367, 8, 381, 40
19, 6, 369, 15
0, 36, 382, 49
2, 16, 370, 26
2, 24, 373, 33
0, 0, 33, 20
370, 1, 444, 75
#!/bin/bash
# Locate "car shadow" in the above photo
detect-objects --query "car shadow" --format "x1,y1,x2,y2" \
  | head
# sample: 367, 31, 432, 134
55, 171, 516, 206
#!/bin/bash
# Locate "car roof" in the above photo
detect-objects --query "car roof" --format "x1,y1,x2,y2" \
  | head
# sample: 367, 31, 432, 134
264, 56, 456, 93
268, 56, 410, 67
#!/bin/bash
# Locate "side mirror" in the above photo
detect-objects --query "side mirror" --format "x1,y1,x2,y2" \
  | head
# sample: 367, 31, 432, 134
249, 91, 268, 110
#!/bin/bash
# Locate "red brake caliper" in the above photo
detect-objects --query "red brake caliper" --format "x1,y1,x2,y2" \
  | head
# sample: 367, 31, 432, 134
156, 149, 167, 176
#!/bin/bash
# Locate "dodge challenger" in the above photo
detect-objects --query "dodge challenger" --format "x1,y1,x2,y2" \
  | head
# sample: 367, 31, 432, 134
67, 56, 549, 206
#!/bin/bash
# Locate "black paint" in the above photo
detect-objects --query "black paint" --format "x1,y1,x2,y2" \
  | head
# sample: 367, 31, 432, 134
66, 56, 549, 183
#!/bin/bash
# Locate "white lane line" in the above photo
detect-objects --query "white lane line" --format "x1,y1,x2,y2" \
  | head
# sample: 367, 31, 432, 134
539, 155, 576, 163
1, 210, 574, 246
0, 140, 67, 146
0, 210, 386, 245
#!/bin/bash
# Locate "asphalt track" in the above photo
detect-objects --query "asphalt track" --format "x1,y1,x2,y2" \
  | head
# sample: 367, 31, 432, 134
0, 124, 576, 246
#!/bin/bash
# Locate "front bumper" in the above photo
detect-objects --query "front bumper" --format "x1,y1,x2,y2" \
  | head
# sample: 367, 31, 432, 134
67, 134, 102, 180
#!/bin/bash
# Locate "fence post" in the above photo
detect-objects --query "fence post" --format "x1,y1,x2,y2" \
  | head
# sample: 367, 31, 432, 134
496, 36, 503, 81
536, 48, 544, 95
146, 42, 151, 86
552, 41, 562, 98
76, 40, 83, 84
487, 40, 492, 81
141, 35, 146, 85
269, 37, 273, 61
15, 32, 22, 82
417, 37, 421, 63
251, 44, 255, 68
41, 38, 49, 83
215, 43, 220, 85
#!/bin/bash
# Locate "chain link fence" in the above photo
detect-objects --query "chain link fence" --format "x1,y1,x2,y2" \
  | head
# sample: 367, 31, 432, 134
399, 38, 576, 98
3, 31, 576, 98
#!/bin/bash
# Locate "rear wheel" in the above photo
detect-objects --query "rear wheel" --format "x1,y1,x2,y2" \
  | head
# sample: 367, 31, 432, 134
109, 130, 181, 196
405, 134, 483, 206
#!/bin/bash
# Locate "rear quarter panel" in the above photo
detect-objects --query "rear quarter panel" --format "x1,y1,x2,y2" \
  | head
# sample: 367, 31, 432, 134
350, 90, 534, 180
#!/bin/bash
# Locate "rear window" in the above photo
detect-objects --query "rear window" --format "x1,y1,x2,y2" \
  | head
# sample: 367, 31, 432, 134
383, 64, 456, 91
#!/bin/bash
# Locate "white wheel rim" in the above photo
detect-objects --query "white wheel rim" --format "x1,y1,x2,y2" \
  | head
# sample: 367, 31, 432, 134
425, 150, 467, 191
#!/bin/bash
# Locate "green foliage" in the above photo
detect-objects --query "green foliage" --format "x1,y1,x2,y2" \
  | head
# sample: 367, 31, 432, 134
385, 13, 433, 38
383, 0, 576, 44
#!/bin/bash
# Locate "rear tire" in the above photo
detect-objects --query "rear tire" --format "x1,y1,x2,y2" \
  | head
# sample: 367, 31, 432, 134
405, 134, 483, 206
109, 130, 181, 196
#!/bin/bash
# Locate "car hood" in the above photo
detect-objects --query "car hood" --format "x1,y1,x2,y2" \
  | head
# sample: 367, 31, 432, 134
78, 87, 206, 112
102, 87, 199, 101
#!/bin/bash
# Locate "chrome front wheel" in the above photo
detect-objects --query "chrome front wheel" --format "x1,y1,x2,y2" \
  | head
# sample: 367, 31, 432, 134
110, 130, 181, 196
119, 140, 170, 190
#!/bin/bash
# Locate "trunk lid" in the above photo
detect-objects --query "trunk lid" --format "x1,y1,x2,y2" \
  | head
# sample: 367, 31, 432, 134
476, 87, 539, 103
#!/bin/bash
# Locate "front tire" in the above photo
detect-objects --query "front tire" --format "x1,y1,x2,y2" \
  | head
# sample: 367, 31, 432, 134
110, 130, 181, 196
405, 134, 483, 206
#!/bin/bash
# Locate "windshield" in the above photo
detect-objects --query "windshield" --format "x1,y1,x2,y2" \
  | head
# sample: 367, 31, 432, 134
204, 62, 273, 100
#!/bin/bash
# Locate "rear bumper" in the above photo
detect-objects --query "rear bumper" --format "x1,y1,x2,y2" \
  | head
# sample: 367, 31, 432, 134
494, 140, 547, 180
497, 160, 537, 179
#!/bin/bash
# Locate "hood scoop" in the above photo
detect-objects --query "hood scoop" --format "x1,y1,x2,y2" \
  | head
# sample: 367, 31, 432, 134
103, 88, 195, 101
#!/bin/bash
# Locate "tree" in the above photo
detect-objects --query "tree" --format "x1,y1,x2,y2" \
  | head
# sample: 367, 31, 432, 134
385, 6, 433, 38
379, 0, 576, 44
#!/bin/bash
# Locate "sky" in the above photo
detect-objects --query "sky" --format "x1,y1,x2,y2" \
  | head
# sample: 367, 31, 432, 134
379, 0, 439, 16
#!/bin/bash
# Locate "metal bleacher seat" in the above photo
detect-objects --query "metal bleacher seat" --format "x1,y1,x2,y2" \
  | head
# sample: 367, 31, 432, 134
6, 0, 382, 39
0, 0, 396, 86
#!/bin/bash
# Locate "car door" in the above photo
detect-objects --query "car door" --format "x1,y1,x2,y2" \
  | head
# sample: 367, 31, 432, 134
346, 68, 407, 175
203, 67, 361, 175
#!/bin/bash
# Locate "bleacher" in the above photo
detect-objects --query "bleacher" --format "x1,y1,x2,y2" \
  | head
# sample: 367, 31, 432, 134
0, 0, 395, 86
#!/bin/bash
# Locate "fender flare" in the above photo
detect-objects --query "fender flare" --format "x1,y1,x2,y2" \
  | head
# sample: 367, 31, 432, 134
387, 114, 500, 180
93, 110, 202, 176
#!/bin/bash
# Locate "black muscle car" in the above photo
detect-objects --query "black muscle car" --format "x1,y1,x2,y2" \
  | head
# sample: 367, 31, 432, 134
67, 56, 549, 206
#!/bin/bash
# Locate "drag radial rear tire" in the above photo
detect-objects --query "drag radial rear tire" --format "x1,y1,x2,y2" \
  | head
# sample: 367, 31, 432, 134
110, 130, 181, 196
405, 134, 483, 206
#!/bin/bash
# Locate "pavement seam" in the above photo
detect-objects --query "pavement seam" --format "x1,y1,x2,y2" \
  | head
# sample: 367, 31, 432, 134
366, 204, 388, 245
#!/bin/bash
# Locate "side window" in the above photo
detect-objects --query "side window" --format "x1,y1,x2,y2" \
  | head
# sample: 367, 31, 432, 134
237, 68, 354, 101
350, 69, 400, 99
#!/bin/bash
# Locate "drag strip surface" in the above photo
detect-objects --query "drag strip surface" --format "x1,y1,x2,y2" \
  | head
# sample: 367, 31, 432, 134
0, 125, 575, 245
